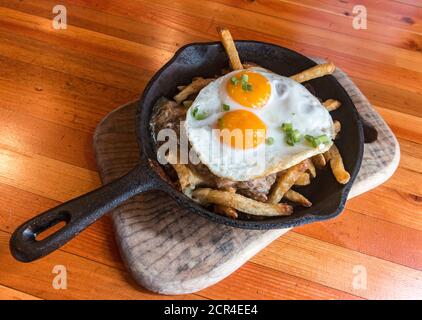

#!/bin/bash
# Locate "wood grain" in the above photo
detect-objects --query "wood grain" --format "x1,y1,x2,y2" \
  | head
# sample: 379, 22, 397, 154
0, 0, 420, 300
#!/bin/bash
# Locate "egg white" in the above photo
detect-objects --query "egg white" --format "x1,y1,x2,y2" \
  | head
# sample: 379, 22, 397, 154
184, 67, 334, 181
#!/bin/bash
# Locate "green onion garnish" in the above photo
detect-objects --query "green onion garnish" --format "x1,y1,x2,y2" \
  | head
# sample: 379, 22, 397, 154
222, 104, 230, 111
183, 100, 193, 108
305, 134, 330, 147
230, 77, 238, 85
291, 129, 301, 143
281, 123, 302, 146
240, 74, 253, 91
191, 106, 208, 120
281, 123, 293, 132
266, 137, 274, 145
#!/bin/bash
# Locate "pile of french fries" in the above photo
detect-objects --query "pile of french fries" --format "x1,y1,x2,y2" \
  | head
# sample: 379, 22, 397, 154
166, 28, 350, 219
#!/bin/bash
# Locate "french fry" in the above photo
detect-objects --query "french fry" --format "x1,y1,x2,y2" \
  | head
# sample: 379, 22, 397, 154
312, 154, 326, 169
324, 144, 350, 184
214, 187, 238, 219
268, 161, 308, 204
284, 189, 312, 207
214, 204, 238, 219
193, 188, 292, 216
334, 120, 341, 138
304, 158, 316, 178
166, 154, 205, 196
174, 77, 214, 104
323, 99, 341, 111
290, 62, 335, 83
218, 27, 243, 70
294, 172, 311, 186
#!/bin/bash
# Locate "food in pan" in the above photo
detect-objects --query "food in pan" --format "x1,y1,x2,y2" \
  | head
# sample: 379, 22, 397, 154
150, 28, 350, 219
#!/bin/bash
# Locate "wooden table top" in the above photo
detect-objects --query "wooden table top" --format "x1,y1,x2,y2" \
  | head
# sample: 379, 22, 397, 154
0, 0, 421, 300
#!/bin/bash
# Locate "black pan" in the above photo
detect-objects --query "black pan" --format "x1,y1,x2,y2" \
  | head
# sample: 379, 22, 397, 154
10, 41, 365, 263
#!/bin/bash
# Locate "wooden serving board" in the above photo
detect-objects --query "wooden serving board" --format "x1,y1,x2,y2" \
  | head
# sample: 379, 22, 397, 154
93, 59, 400, 295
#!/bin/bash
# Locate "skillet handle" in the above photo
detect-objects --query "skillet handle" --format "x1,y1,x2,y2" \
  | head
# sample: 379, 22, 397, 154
10, 164, 156, 262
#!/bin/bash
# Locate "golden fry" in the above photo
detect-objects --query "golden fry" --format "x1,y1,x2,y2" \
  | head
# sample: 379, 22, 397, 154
323, 99, 341, 111
290, 62, 335, 83
166, 154, 205, 196
294, 172, 311, 186
218, 27, 243, 70
174, 77, 214, 104
311, 154, 326, 169
324, 144, 350, 184
284, 189, 312, 207
334, 120, 341, 138
305, 158, 316, 178
268, 161, 308, 204
193, 188, 292, 216
214, 187, 238, 219
214, 204, 238, 219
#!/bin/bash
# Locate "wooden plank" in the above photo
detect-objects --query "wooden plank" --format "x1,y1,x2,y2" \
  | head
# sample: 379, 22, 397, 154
398, 138, 422, 174
0, 107, 97, 171
283, 0, 422, 33
353, 77, 422, 119
140, 0, 422, 72
295, 208, 422, 269
252, 232, 422, 299
201, 262, 361, 300
0, 0, 208, 53
212, 0, 422, 51
0, 7, 173, 72
0, 54, 138, 133
0, 284, 41, 300
346, 185, 422, 232
0, 147, 99, 202
376, 106, 422, 144
0, 231, 201, 299
0, 29, 150, 93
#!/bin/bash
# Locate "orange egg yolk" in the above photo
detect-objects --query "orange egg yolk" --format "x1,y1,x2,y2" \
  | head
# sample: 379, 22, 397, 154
226, 71, 271, 109
217, 110, 267, 149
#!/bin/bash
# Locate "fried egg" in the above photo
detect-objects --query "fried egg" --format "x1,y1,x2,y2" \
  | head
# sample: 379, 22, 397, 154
184, 67, 334, 181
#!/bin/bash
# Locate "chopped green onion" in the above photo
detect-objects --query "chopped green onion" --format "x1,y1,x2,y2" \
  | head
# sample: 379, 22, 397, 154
222, 104, 230, 111
191, 106, 208, 120
291, 129, 301, 143
282, 123, 302, 146
230, 77, 238, 85
266, 137, 274, 145
317, 134, 330, 144
183, 100, 193, 108
239, 74, 252, 91
286, 136, 295, 146
281, 123, 293, 132
305, 134, 330, 148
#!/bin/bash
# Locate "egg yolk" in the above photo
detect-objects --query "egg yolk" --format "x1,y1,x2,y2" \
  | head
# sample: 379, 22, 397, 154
217, 110, 267, 149
226, 71, 271, 109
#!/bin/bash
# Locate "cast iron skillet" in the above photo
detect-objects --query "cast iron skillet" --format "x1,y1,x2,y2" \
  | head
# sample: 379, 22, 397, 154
10, 41, 365, 263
